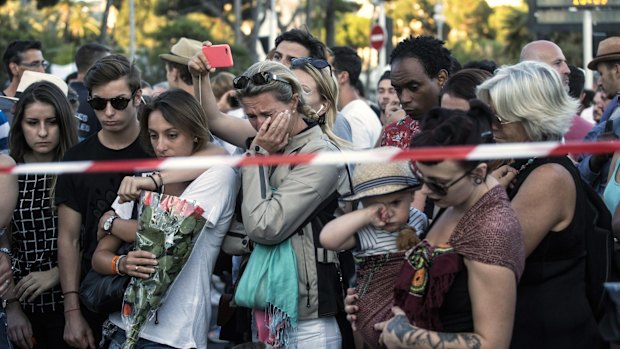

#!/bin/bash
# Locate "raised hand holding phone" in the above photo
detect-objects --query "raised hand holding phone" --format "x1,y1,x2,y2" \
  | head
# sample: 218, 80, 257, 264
201, 44, 234, 68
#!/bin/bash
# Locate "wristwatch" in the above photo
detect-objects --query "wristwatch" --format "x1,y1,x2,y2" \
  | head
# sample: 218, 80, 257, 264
103, 214, 119, 235
2, 297, 18, 309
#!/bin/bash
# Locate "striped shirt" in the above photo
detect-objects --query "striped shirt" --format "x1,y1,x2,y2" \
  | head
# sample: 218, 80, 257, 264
355, 207, 428, 257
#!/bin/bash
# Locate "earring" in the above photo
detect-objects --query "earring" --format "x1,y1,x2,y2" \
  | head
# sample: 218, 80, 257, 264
193, 137, 198, 143
473, 177, 483, 185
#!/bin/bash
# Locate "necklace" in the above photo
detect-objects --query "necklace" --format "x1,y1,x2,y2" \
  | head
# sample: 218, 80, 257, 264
517, 157, 536, 173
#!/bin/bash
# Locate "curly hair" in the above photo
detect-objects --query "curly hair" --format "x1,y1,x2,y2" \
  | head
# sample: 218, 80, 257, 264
390, 36, 452, 79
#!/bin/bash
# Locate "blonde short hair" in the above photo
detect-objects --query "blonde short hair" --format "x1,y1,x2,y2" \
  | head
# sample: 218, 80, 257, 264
477, 61, 578, 141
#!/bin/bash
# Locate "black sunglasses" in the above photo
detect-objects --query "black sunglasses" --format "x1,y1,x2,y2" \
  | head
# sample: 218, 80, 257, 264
233, 72, 291, 89
88, 91, 136, 111
291, 57, 332, 74
412, 166, 472, 196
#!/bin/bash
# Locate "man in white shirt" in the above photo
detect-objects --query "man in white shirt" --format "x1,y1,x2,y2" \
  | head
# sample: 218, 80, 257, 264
331, 46, 382, 149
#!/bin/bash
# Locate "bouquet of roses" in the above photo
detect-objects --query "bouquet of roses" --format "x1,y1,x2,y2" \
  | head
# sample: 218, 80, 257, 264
121, 191, 206, 349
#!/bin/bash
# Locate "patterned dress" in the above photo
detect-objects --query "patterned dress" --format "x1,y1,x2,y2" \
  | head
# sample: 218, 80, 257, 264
11, 173, 63, 313
380, 115, 421, 149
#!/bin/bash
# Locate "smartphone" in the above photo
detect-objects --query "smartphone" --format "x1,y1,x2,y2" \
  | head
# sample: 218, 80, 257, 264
202, 44, 234, 68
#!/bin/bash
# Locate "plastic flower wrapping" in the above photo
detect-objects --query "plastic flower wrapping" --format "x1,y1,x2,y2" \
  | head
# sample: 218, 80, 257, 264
121, 191, 206, 349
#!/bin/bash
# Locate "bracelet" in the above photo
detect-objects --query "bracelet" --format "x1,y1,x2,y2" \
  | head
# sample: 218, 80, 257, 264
153, 172, 164, 187
147, 175, 160, 192
116, 255, 127, 276
111, 255, 120, 275
64, 307, 80, 314
0, 247, 12, 259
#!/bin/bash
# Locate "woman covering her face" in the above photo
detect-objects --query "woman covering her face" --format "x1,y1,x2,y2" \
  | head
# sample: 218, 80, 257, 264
189, 53, 353, 348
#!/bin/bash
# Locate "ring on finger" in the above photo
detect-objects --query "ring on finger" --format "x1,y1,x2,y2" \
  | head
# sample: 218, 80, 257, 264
135, 266, 139, 271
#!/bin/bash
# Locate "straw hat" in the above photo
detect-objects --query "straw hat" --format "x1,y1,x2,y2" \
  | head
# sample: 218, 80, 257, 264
341, 161, 420, 202
588, 37, 620, 70
159, 37, 203, 65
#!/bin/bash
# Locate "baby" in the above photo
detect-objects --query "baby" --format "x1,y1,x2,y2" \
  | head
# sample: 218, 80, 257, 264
320, 159, 428, 347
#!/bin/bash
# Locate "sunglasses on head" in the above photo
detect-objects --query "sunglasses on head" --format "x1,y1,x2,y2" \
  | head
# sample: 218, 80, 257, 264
291, 57, 332, 74
233, 72, 291, 89
87, 91, 136, 111
411, 165, 473, 196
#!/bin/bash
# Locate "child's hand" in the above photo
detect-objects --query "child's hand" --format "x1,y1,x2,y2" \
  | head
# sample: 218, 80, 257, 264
366, 203, 389, 228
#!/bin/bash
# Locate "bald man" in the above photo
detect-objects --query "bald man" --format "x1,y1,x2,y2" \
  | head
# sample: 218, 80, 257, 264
521, 40, 570, 91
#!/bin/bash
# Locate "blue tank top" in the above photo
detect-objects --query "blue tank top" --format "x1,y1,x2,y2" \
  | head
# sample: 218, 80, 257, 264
603, 158, 620, 214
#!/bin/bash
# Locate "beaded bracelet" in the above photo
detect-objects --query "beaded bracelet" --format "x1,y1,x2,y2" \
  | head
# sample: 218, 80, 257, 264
111, 255, 120, 274
116, 255, 127, 276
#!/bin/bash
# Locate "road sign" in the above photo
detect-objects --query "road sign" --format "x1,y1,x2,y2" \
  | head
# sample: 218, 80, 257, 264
370, 25, 385, 50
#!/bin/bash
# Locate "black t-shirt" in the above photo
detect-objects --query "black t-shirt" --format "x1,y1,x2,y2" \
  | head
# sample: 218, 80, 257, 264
55, 133, 151, 277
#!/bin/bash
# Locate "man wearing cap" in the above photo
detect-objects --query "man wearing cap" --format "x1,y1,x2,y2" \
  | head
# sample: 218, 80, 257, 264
160, 37, 203, 96
578, 36, 620, 195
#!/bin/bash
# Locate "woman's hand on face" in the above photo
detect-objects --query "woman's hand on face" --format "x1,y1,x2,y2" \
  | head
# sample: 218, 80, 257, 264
253, 110, 290, 153
344, 288, 359, 331
491, 164, 518, 189
118, 176, 155, 204
14, 267, 60, 303
375, 307, 413, 349
188, 42, 215, 77
122, 251, 158, 279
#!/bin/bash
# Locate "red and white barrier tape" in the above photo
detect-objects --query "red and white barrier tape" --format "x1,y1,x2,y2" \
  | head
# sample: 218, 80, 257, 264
2, 140, 620, 175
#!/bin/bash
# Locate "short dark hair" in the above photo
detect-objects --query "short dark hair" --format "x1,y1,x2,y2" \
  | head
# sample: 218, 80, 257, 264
75, 43, 111, 74
378, 70, 391, 85
275, 29, 327, 60
2, 40, 43, 80
568, 65, 585, 99
84, 54, 141, 95
331, 46, 362, 85
441, 68, 492, 101
166, 61, 193, 86
463, 59, 498, 75
411, 99, 494, 168
390, 36, 452, 79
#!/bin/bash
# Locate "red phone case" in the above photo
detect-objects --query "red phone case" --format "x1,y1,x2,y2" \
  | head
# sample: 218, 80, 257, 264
202, 44, 234, 68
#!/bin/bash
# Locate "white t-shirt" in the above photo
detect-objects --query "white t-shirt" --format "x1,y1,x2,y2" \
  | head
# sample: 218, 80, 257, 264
109, 165, 239, 349
354, 207, 428, 257
340, 99, 382, 150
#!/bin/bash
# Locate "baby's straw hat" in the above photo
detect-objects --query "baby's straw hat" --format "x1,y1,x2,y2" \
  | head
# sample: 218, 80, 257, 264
341, 160, 420, 202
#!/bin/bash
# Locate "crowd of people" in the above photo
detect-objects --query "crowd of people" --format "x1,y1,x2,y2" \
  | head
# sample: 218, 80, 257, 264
0, 27, 618, 349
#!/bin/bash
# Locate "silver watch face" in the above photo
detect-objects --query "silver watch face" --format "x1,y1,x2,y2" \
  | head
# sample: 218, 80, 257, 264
103, 221, 111, 231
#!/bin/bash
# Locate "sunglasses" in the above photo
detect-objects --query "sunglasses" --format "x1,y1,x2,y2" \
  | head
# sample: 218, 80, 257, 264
412, 166, 472, 196
233, 72, 291, 89
88, 91, 136, 111
291, 57, 332, 74
493, 112, 517, 126
19, 60, 49, 69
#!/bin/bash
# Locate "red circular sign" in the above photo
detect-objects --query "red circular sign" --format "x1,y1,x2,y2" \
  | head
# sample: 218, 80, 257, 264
370, 25, 385, 50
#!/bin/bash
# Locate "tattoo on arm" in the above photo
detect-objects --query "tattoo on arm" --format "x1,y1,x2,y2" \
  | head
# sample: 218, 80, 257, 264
386, 315, 482, 349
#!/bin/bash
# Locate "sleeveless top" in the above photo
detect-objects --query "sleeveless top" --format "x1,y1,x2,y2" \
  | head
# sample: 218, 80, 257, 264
603, 159, 620, 214
508, 156, 601, 349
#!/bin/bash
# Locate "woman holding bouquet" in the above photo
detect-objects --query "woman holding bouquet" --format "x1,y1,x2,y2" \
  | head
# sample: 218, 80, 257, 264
188, 52, 353, 348
91, 89, 238, 349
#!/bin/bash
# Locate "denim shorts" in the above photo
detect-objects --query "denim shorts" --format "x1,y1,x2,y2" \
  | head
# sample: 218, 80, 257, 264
107, 325, 176, 349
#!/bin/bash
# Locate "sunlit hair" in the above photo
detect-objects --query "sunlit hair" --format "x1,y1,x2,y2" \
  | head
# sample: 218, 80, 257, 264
290, 62, 349, 149
139, 89, 210, 156
477, 61, 578, 142
10, 81, 78, 163
236, 60, 344, 147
